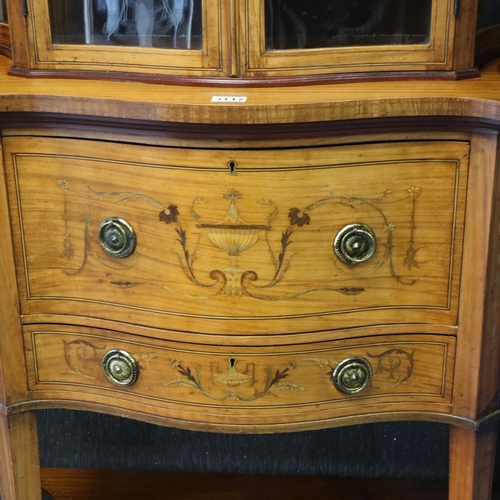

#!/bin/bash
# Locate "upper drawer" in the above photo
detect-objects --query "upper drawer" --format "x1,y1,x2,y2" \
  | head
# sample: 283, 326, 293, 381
3, 136, 468, 337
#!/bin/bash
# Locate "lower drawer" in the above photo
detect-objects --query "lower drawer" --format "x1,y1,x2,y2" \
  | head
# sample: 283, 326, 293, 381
24, 326, 455, 431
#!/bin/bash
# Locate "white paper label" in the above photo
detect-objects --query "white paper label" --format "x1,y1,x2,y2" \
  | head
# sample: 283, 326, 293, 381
211, 96, 248, 102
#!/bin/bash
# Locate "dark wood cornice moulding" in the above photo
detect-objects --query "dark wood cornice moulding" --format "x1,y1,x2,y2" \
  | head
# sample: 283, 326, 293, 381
0, 112, 499, 141
7, 65, 481, 88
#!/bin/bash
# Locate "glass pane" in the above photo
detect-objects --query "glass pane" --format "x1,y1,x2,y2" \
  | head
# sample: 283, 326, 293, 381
0, 0, 8, 23
477, 0, 500, 30
265, 0, 433, 50
49, 0, 202, 49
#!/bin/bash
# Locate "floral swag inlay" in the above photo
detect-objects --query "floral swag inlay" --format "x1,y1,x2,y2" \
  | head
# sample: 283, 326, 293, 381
58, 181, 421, 300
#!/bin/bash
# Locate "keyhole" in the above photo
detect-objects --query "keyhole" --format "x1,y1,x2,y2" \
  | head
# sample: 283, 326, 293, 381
228, 160, 237, 176
229, 357, 237, 369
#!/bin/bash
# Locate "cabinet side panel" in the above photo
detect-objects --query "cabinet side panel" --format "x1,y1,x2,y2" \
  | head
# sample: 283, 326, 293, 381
476, 133, 500, 415
453, 132, 500, 419
0, 137, 29, 405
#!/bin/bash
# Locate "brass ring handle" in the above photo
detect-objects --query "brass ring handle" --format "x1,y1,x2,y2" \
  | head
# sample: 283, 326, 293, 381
332, 357, 373, 394
98, 217, 136, 258
334, 223, 376, 264
102, 349, 139, 387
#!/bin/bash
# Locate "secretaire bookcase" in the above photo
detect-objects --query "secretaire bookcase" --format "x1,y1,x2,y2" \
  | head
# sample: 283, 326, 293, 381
2, 0, 500, 498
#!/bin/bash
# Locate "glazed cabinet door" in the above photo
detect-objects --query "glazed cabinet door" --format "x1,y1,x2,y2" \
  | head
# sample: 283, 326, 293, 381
242, 0, 458, 77
24, 0, 229, 77
0, 0, 7, 22
9, 0, 481, 80
0, 0, 8, 52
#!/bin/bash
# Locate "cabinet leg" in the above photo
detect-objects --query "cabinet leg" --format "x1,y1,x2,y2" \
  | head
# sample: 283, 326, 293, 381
449, 424, 497, 500
0, 411, 42, 500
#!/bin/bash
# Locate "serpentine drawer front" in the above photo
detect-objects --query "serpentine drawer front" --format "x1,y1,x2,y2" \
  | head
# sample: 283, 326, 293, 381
23, 325, 455, 429
4, 136, 468, 336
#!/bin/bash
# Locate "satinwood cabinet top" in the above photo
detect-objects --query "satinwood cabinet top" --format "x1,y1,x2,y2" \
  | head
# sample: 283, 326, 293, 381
0, 0, 499, 85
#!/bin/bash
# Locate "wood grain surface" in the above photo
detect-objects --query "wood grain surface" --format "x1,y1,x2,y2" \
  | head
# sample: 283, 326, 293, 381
3, 135, 469, 337
0, 412, 42, 500
1, 22, 500, 500
2, 55, 500, 126
22, 324, 455, 430
39, 468, 450, 500
449, 425, 498, 500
